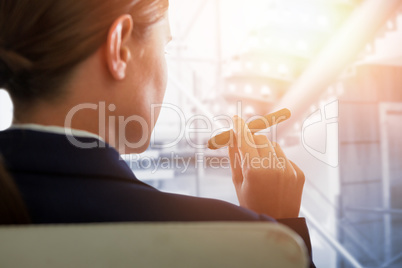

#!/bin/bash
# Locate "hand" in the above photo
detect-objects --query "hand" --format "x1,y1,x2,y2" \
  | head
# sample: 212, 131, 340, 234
228, 116, 305, 219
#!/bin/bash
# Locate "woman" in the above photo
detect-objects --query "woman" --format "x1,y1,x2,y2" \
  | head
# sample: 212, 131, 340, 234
0, 0, 313, 264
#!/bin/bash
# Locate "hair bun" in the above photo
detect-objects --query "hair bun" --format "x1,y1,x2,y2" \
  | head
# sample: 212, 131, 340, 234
0, 47, 32, 89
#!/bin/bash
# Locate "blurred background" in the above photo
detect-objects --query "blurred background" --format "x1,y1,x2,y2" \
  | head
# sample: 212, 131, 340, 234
1, 0, 402, 267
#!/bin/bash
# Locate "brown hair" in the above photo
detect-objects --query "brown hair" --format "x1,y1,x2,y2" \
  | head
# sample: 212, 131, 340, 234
0, 155, 31, 224
0, 0, 169, 114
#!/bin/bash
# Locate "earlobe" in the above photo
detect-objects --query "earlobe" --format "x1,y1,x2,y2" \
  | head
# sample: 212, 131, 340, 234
106, 15, 134, 81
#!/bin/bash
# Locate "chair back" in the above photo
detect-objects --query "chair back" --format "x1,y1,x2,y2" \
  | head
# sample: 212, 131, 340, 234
0, 222, 308, 268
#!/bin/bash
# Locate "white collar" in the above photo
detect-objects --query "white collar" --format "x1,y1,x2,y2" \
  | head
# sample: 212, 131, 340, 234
10, 124, 105, 142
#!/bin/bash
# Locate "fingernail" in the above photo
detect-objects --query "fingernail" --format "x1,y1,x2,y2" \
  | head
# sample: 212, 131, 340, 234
228, 129, 236, 148
234, 116, 246, 136
233, 116, 239, 133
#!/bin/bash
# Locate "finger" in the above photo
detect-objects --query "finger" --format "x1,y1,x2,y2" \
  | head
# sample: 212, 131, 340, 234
228, 130, 243, 186
272, 142, 297, 177
253, 135, 277, 160
233, 116, 259, 168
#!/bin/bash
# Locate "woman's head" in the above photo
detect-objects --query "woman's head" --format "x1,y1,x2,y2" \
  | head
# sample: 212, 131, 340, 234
0, 0, 170, 153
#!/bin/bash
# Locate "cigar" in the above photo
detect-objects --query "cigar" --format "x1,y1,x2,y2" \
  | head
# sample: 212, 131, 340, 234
207, 108, 291, 150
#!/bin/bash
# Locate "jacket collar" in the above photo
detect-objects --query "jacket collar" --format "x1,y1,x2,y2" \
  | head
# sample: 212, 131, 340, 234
0, 129, 144, 185
10, 124, 105, 142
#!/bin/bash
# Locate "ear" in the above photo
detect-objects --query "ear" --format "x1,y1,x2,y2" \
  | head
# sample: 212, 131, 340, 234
106, 15, 134, 80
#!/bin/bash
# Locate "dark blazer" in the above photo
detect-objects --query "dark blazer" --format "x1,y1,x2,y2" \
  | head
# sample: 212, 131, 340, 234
0, 129, 314, 266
